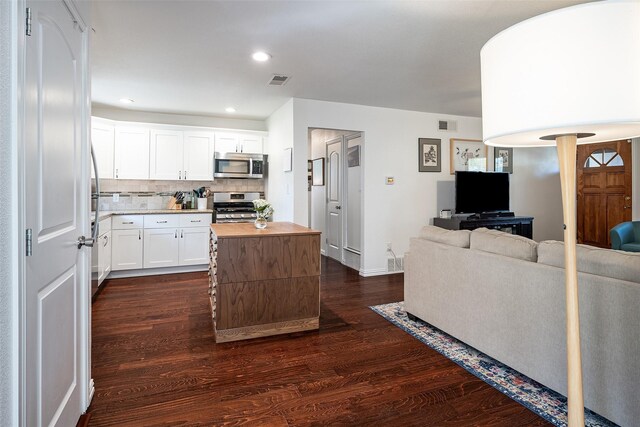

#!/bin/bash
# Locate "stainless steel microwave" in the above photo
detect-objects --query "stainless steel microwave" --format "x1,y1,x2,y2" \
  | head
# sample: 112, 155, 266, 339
214, 152, 264, 179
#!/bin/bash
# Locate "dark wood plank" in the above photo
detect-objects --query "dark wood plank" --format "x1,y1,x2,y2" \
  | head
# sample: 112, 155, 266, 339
87, 257, 552, 426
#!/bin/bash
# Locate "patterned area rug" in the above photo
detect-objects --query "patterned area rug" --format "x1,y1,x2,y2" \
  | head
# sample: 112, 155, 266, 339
370, 302, 617, 427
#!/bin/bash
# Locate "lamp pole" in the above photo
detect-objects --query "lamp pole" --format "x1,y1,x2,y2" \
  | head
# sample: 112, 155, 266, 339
556, 134, 584, 427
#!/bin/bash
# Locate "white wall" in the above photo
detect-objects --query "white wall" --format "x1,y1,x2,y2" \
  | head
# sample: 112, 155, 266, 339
92, 105, 267, 132
510, 147, 563, 241
286, 98, 564, 275
1, 0, 18, 424
293, 98, 484, 275
265, 99, 295, 221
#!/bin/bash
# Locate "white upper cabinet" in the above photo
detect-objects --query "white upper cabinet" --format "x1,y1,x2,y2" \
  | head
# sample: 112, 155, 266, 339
150, 129, 184, 180
183, 132, 214, 180
239, 134, 263, 154
215, 132, 263, 154
91, 119, 115, 179
114, 126, 150, 179
215, 132, 240, 153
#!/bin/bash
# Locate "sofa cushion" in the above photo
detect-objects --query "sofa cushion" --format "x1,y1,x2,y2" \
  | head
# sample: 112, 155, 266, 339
470, 227, 538, 262
419, 225, 470, 248
538, 240, 640, 284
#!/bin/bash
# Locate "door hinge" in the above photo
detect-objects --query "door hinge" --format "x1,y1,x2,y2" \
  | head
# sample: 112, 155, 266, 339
26, 229, 33, 256
25, 8, 32, 36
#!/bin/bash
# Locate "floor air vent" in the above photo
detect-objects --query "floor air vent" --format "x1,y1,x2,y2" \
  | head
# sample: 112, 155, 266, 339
268, 74, 290, 86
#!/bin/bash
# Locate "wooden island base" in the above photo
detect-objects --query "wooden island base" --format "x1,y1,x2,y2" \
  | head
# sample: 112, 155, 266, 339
209, 222, 321, 343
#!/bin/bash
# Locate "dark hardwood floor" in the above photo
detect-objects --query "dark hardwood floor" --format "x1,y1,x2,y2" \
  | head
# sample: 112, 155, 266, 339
88, 257, 550, 426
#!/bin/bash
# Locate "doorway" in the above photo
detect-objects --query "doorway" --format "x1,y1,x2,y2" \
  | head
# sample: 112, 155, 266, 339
577, 139, 632, 248
309, 128, 363, 272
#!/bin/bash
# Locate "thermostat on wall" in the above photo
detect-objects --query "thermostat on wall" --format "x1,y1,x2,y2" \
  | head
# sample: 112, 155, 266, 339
386, 177, 394, 185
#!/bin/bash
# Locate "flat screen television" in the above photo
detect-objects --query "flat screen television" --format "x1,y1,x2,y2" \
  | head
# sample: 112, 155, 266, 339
455, 171, 510, 214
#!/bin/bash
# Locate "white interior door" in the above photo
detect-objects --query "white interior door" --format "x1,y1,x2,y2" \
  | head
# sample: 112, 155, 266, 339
24, 1, 87, 425
326, 138, 343, 262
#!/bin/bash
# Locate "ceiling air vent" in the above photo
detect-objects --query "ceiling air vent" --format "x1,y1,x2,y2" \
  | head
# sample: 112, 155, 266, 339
438, 119, 457, 132
268, 74, 290, 86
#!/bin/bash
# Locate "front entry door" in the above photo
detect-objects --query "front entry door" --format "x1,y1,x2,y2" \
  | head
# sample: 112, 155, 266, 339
326, 138, 343, 261
24, 1, 87, 425
577, 140, 632, 248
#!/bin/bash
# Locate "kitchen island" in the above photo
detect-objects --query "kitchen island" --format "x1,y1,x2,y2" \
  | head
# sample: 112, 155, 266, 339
209, 222, 321, 343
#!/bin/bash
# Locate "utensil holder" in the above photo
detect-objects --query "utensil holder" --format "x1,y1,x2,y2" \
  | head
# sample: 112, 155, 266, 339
197, 198, 207, 210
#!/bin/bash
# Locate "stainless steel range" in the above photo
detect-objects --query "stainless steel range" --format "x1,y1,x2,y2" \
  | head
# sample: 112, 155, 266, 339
213, 192, 263, 223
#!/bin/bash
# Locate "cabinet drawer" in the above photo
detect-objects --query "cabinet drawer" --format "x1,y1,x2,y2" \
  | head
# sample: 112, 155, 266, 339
179, 213, 211, 228
98, 217, 111, 235
144, 214, 180, 228
111, 215, 143, 230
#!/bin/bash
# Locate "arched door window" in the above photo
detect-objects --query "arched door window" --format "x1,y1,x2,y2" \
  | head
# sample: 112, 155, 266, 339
584, 148, 624, 168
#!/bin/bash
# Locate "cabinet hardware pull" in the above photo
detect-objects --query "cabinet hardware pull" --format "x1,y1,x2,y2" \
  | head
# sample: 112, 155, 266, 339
175, 230, 177, 238
179, 170, 182, 180
191, 220, 201, 223
115, 168, 118, 179
123, 221, 134, 224
158, 220, 167, 223
185, 171, 187, 179
138, 230, 141, 240
181, 230, 184, 238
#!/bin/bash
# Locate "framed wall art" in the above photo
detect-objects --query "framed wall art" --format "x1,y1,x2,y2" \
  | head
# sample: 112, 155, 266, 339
494, 147, 513, 173
312, 158, 325, 186
418, 138, 441, 172
450, 138, 487, 174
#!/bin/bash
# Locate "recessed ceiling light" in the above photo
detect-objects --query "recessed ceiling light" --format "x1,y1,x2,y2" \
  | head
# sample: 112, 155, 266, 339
252, 51, 271, 62
119, 98, 134, 104
225, 107, 236, 113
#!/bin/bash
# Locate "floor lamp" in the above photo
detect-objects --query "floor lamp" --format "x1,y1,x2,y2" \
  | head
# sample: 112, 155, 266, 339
480, 1, 640, 425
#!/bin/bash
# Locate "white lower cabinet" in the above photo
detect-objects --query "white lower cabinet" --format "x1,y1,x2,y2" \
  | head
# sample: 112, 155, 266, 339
179, 227, 210, 265
111, 228, 143, 270
97, 230, 112, 282
110, 213, 210, 273
144, 228, 180, 268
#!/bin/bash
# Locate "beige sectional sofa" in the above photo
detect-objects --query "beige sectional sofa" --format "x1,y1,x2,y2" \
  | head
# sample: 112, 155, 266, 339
404, 226, 640, 427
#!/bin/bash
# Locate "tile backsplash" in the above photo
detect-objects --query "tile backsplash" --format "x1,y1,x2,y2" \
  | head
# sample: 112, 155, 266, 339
96, 178, 264, 211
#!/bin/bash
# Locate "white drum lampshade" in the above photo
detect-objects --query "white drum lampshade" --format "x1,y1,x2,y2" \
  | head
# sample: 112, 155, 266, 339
482, 0, 640, 148
480, 1, 640, 426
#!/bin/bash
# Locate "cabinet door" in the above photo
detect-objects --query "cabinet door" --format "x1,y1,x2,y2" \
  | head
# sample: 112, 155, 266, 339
103, 230, 112, 278
91, 119, 115, 179
183, 132, 214, 180
179, 227, 210, 265
239, 134, 263, 154
97, 231, 112, 283
215, 132, 240, 153
143, 228, 180, 268
111, 229, 143, 271
114, 127, 150, 179
150, 129, 184, 180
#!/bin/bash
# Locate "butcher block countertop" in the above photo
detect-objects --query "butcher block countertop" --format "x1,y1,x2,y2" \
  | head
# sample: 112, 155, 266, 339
210, 222, 320, 238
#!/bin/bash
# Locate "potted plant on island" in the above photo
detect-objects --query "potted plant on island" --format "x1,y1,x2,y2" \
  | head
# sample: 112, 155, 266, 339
252, 199, 274, 229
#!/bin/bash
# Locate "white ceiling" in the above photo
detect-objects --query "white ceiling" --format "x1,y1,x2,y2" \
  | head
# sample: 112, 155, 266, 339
91, 0, 590, 121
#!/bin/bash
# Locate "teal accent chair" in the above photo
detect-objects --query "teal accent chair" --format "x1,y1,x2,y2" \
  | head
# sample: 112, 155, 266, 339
610, 221, 640, 252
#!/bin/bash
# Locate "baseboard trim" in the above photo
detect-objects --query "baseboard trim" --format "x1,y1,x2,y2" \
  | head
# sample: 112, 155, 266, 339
107, 264, 207, 279
359, 268, 403, 277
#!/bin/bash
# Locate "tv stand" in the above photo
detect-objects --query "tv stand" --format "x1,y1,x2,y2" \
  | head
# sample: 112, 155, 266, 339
433, 215, 534, 239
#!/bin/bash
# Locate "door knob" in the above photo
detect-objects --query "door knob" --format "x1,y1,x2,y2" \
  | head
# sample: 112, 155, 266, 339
336, 205, 341, 210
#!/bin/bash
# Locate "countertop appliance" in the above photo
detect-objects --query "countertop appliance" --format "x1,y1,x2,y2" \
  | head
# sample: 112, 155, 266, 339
214, 152, 264, 179
213, 192, 263, 223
